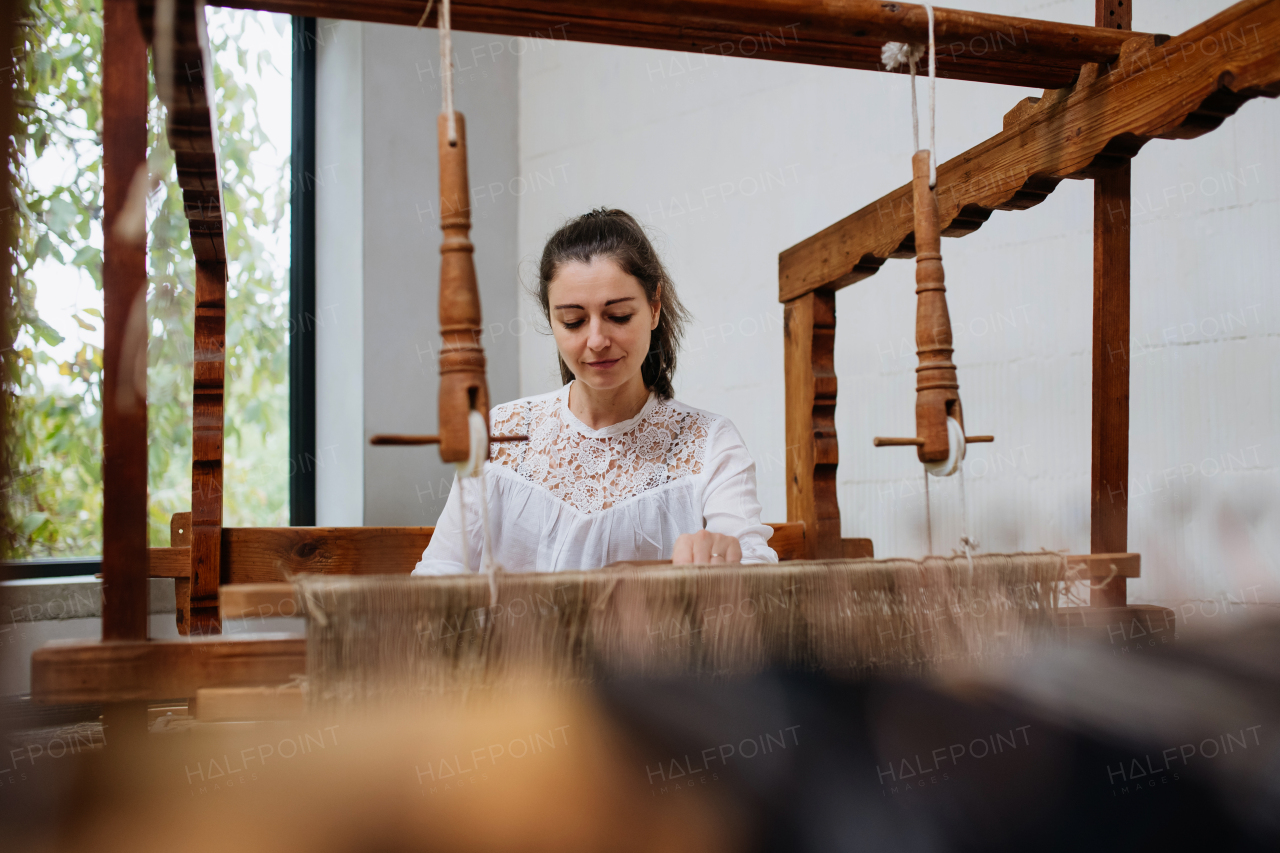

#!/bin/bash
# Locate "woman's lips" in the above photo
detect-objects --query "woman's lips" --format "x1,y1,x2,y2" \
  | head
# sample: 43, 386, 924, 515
585, 358, 621, 369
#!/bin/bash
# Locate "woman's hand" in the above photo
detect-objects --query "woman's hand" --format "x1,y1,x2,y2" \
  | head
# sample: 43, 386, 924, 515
672, 530, 742, 565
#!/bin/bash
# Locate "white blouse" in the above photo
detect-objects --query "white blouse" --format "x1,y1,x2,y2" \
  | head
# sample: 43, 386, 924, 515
413, 383, 778, 574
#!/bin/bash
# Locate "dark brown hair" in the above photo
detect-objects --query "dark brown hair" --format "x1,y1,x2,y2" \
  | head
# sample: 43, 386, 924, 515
536, 209, 689, 399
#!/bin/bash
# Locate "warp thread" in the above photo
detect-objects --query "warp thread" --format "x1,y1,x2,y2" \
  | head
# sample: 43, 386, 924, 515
299, 554, 1064, 710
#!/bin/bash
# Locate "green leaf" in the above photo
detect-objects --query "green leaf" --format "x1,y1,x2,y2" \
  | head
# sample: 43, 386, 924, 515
73, 314, 97, 331
82, 307, 103, 319
72, 245, 100, 267
32, 317, 66, 346
47, 196, 79, 237
21, 511, 50, 537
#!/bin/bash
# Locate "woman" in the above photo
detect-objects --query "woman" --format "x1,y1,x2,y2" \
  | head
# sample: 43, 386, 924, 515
414, 209, 777, 574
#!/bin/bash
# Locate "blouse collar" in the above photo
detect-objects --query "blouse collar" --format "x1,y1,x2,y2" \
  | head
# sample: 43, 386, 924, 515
558, 381, 659, 438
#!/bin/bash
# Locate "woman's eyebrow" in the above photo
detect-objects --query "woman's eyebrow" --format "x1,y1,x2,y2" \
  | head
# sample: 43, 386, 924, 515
552, 297, 636, 310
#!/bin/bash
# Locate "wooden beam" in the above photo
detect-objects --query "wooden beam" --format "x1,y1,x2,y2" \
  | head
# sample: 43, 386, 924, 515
101, 0, 150, 641
142, 0, 231, 633
216, 0, 1143, 89
148, 523, 813, 583
194, 685, 304, 721
763, 521, 805, 560
1055, 604, 1175, 646
779, 0, 1280, 302
784, 290, 842, 559
1065, 551, 1140, 579
30, 634, 305, 704
220, 583, 301, 619
141, 0, 227, 264
171, 512, 192, 632
191, 259, 226, 634
1092, 0, 1132, 608
149, 526, 435, 584
222, 525, 435, 581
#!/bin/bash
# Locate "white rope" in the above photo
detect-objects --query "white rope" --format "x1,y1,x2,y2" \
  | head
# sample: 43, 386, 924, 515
923, 466, 933, 556
456, 410, 500, 605
456, 466, 470, 575
958, 460, 978, 577
416, 0, 435, 28
439, 0, 457, 145
881, 4, 937, 187
926, 4, 936, 188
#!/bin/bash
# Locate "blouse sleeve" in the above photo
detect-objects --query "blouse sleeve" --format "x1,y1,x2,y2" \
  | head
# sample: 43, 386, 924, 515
700, 418, 779, 564
412, 472, 483, 575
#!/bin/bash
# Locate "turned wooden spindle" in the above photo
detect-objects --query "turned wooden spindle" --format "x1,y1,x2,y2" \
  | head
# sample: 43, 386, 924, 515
911, 149, 963, 464
437, 112, 490, 463
873, 151, 991, 458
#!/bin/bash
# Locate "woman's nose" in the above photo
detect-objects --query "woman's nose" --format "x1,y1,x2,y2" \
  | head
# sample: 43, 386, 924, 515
586, 318, 610, 351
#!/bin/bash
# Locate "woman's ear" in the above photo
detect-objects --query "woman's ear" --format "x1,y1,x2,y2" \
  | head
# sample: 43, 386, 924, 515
650, 284, 662, 331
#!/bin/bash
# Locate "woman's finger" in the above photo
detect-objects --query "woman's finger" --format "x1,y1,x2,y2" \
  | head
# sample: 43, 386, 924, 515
724, 537, 743, 564
672, 534, 693, 564
693, 532, 714, 564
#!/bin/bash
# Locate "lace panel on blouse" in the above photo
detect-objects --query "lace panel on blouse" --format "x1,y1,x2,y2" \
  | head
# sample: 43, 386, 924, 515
489, 397, 711, 513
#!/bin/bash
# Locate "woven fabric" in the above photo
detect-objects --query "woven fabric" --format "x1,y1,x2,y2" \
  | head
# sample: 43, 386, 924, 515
304, 553, 1065, 710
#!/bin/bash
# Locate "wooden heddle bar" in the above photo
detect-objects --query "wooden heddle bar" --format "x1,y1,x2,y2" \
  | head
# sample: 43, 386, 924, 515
779, 0, 1280, 302
220, 0, 1143, 89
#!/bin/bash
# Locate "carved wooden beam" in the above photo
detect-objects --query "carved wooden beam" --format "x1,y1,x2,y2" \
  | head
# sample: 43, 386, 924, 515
141, 0, 229, 634
216, 0, 1143, 89
779, 0, 1280, 303
784, 290, 841, 559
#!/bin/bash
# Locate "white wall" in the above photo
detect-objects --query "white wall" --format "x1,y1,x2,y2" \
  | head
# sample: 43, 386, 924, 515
513, 0, 1280, 606
315, 19, 364, 526
316, 22, 521, 526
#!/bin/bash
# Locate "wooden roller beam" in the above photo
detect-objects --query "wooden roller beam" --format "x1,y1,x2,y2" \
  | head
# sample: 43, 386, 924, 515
194, 685, 305, 721
216, 0, 1144, 89
31, 634, 305, 704
779, 0, 1280, 302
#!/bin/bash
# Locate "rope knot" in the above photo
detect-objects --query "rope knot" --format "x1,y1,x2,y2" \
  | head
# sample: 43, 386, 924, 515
881, 41, 924, 72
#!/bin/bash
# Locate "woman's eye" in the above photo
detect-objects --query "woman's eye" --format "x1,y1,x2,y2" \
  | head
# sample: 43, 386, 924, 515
608, 314, 634, 324
561, 319, 584, 330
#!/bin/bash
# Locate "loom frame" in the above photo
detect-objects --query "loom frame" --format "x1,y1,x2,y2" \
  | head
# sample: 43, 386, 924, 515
28, 0, 1279, 703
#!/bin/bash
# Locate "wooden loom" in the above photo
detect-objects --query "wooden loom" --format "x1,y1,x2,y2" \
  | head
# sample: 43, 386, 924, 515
29, 0, 1280, 706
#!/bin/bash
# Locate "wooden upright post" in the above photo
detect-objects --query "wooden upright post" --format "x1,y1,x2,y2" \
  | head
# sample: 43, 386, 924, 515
101, 0, 150, 641
190, 258, 226, 634
784, 290, 841, 559
1091, 0, 1132, 606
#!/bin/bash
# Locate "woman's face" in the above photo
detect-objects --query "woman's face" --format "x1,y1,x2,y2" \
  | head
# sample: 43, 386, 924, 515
547, 257, 660, 394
